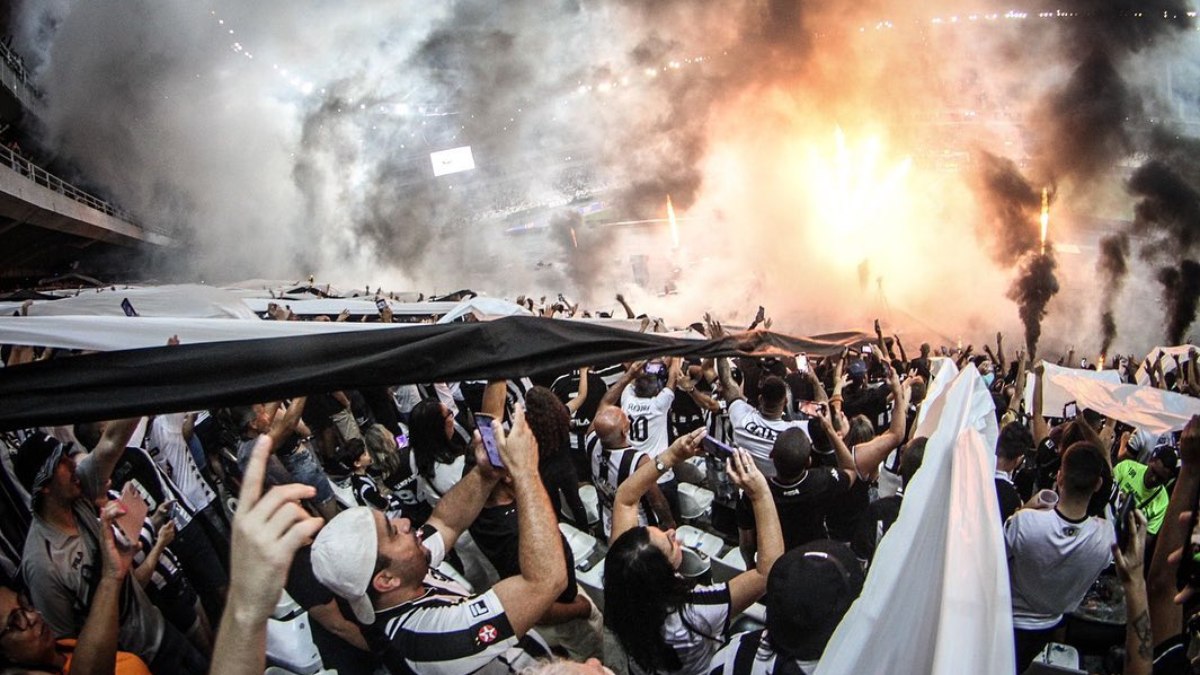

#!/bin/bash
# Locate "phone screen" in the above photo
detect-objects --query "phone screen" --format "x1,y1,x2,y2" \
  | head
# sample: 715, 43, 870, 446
701, 435, 735, 461
1063, 402, 1079, 419
862, 344, 872, 355
375, 297, 389, 312
644, 362, 665, 376
476, 414, 503, 467
796, 354, 809, 373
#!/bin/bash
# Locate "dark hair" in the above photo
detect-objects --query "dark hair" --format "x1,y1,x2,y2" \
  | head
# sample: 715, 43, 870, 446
900, 437, 927, 487
334, 438, 367, 473
72, 422, 102, 452
408, 400, 464, 480
844, 415, 875, 448
524, 386, 571, 463
909, 380, 927, 406
603, 528, 691, 672
759, 376, 788, 409
633, 374, 662, 399
771, 428, 812, 478
1060, 442, 1106, 498
996, 423, 1033, 462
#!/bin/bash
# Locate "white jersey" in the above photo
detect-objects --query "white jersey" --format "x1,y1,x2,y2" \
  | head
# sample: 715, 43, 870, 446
622, 387, 675, 482
147, 413, 216, 513
1005, 507, 1114, 630
727, 400, 809, 478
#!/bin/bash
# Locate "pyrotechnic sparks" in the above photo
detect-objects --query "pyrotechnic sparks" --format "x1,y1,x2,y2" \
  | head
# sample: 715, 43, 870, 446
570, 227, 578, 249
1039, 187, 1049, 255
808, 128, 911, 243
666, 195, 680, 249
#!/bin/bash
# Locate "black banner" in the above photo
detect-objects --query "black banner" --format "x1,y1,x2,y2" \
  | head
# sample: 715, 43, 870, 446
0, 316, 866, 429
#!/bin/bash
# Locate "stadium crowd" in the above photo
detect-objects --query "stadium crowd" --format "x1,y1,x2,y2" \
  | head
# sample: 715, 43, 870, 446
2, 295, 1200, 675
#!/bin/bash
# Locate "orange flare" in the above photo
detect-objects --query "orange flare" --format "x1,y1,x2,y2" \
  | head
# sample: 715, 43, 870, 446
1039, 187, 1049, 255
667, 195, 680, 249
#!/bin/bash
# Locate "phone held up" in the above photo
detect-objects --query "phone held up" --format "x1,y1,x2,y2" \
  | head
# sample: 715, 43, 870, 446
701, 435, 736, 461
475, 413, 503, 468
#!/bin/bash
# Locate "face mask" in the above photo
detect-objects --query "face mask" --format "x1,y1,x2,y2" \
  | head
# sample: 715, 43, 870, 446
982, 373, 995, 387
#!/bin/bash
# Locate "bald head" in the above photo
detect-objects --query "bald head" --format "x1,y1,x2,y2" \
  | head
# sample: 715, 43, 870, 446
593, 407, 629, 448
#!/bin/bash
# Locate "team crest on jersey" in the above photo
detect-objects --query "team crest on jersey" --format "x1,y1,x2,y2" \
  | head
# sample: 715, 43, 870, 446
469, 598, 489, 618
477, 624, 498, 644
1062, 526, 1080, 537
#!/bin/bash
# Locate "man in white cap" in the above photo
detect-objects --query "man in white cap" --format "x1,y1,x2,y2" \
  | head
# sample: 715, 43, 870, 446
312, 404, 568, 674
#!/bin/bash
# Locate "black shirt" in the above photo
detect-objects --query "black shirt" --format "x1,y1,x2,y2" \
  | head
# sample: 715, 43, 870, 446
736, 468, 851, 550
852, 495, 902, 564
996, 476, 1022, 523
468, 504, 578, 604
284, 547, 380, 675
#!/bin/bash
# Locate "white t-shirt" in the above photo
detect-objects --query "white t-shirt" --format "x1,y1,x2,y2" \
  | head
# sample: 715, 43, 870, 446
622, 388, 676, 483
1005, 507, 1114, 630
727, 400, 809, 478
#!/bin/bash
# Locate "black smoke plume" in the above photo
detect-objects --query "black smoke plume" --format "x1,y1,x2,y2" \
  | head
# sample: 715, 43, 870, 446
1008, 250, 1060, 358
1157, 259, 1200, 345
972, 152, 1041, 266
1096, 233, 1129, 354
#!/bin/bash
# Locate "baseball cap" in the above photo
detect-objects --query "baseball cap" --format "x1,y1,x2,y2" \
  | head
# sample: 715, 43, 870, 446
14, 434, 77, 496
765, 540, 865, 660
311, 506, 379, 624
1151, 443, 1179, 473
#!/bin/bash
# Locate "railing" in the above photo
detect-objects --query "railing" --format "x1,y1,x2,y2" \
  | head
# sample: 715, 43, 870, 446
0, 142, 138, 223
0, 40, 40, 103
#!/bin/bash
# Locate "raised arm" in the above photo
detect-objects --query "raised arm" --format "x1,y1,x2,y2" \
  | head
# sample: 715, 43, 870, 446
209, 435, 324, 675
1114, 509, 1152, 675
596, 361, 642, 415
818, 412, 857, 486
80, 418, 142, 500
615, 293, 635, 319
426, 433, 504, 550
807, 367, 829, 405
1007, 350, 1027, 418
69, 503, 135, 675
850, 366, 908, 479
611, 429, 705, 544
996, 332, 1007, 372
726, 448, 782, 616
1032, 364, 1050, 445
1147, 415, 1200, 645
481, 379, 508, 418
894, 335, 909, 366
488, 407, 568, 637
565, 367, 591, 415
716, 357, 745, 404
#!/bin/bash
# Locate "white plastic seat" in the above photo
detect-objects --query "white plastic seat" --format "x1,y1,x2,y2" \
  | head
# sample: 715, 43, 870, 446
677, 483, 714, 521
675, 525, 724, 558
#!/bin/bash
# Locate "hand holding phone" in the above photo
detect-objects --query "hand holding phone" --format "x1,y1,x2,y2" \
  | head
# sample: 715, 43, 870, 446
476, 414, 503, 468
700, 435, 736, 461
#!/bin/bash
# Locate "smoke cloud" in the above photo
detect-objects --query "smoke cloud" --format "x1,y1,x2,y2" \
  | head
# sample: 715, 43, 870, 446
9, 0, 1200, 354
1158, 259, 1200, 345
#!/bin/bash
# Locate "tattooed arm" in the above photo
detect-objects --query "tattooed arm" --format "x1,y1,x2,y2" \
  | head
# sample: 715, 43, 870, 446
1115, 508, 1152, 675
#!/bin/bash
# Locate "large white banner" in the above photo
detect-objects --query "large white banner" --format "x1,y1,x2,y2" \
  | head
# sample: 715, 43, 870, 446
817, 366, 1013, 675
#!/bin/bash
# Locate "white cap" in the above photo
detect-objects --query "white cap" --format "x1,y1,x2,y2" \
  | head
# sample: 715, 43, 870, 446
311, 506, 379, 624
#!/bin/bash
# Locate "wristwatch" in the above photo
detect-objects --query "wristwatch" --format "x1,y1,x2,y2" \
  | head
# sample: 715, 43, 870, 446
655, 458, 668, 473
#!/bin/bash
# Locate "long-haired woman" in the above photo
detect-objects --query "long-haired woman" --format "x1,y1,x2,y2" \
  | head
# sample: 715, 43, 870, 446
604, 429, 783, 674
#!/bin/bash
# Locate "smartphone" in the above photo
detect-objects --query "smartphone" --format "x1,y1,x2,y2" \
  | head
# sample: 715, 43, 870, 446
475, 414, 503, 468
375, 297, 389, 313
120, 298, 139, 317
394, 433, 409, 450
1063, 401, 1079, 420
796, 354, 809, 373
862, 344, 873, 356
798, 401, 827, 418
644, 362, 665, 376
1114, 493, 1135, 551
701, 435, 736, 461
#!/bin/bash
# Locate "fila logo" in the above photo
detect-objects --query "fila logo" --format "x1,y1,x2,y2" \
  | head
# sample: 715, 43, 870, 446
469, 598, 489, 618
